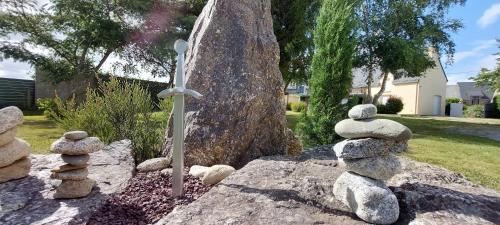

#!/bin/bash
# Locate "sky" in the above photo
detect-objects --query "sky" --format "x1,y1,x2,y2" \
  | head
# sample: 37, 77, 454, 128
0, 1, 499, 85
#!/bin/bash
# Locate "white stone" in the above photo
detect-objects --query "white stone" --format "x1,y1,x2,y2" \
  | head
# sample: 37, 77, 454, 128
348, 104, 377, 120
335, 118, 412, 141
333, 171, 399, 224
51, 137, 103, 155
63, 131, 88, 140
0, 138, 31, 168
189, 165, 210, 178
136, 158, 169, 172
201, 165, 236, 185
0, 127, 17, 147
0, 157, 31, 183
334, 138, 407, 159
0, 106, 23, 133
342, 155, 402, 180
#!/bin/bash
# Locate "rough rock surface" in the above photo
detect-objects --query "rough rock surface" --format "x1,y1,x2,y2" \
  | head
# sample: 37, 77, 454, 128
201, 165, 236, 185
348, 104, 377, 120
51, 164, 88, 173
155, 146, 500, 225
0, 140, 135, 225
0, 127, 17, 147
285, 128, 303, 155
334, 138, 407, 159
335, 119, 412, 141
63, 131, 88, 140
51, 137, 104, 155
61, 154, 90, 166
50, 168, 89, 180
54, 178, 96, 199
333, 171, 399, 224
0, 138, 31, 167
137, 157, 169, 172
0, 106, 23, 133
342, 155, 402, 180
0, 157, 31, 183
162, 0, 288, 168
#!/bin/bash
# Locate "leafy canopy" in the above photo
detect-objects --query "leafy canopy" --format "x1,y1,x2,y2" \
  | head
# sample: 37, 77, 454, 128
471, 40, 500, 92
0, 0, 204, 85
353, 0, 465, 103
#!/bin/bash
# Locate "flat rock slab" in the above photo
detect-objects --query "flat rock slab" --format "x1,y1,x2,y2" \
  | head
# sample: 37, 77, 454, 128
0, 140, 135, 225
156, 146, 500, 225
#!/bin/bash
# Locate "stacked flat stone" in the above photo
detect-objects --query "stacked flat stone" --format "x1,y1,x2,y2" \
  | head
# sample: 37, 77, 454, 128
333, 104, 412, 225
50, 131, 104, 199
0, 106, 32, 183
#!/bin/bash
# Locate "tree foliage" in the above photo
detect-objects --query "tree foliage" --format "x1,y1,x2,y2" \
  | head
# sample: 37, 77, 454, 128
0, 0, 204, 85
272, 0, 319, 91
471, 40, 500, 93
353, 0, 465, 103
296, 0, 357, 146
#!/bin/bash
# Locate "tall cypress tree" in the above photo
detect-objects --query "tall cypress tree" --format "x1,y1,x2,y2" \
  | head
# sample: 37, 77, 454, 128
296, 0, 357, 146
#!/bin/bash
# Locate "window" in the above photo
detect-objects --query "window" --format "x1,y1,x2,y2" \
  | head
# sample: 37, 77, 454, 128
471, 96, 480, 105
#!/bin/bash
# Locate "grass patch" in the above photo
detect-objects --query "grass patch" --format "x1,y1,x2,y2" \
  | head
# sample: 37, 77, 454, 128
286, 111, 301, 131
286, 111, 500, 191
18, 115, 65, 154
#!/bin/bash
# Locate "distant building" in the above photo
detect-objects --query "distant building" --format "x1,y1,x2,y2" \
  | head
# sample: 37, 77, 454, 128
351, 48, 448, 116
446, 82, 494, 105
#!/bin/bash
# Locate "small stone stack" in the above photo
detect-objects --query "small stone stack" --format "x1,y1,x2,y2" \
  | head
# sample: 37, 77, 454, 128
50, 131, 104, 199
333, 104, 412, 225
0, 106, 32, 183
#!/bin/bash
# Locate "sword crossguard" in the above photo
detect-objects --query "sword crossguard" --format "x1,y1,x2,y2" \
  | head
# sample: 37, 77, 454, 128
157, 87, 203, 99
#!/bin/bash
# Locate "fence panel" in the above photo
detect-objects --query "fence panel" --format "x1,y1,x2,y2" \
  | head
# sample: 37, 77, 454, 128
0, 78, 35, 110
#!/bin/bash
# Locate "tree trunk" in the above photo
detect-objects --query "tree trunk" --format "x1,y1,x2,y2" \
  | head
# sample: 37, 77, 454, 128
364, 68, 373, 103
372, 72, 389, 104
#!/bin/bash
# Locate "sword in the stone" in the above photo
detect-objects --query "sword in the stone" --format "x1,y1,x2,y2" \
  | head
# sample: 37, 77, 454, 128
158, 39, 202, 197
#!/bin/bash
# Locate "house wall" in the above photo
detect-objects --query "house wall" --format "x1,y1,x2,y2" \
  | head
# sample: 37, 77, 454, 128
416, 54, 447, 116
381, 83, 419, 115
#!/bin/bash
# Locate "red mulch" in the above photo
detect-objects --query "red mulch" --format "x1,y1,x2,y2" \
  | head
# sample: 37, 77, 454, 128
87, 169, 212, 225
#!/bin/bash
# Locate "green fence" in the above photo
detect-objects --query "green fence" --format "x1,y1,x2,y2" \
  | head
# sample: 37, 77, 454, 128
0, 78, 35, 110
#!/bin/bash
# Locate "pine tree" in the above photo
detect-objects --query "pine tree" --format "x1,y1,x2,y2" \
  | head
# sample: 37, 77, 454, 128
296, 0, 357, 146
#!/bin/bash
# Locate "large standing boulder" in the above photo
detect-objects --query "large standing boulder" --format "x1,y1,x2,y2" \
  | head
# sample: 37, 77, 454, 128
163, 0, 287, 168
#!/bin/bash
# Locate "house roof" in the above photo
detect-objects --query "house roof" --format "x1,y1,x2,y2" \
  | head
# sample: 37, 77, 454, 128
454, 82, 494, 100
352, 68, 421, 88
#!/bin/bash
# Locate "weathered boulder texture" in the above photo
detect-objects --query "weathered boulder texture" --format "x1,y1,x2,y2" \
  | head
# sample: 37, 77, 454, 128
0, 140, 135, 225
155, 146, 500, 225
162, 0, 288, 168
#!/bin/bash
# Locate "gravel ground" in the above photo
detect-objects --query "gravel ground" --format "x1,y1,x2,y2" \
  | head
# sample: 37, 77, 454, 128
87, 169, 212, 225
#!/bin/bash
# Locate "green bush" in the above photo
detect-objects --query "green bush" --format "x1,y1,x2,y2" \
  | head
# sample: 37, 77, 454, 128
495, 96, 500, 117
446, 98, 462, 104
296, 0, 356, 147
385, 97, 404, 114
286, 102, 292, 110
51, 78, 166, 163
376, 104, 387, 114
290, 102, 307, 112
464, 105, 485, 118
36, 98, 58, 119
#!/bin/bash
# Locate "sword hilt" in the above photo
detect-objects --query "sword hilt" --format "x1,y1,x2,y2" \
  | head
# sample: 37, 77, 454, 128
157, 87, 203, 99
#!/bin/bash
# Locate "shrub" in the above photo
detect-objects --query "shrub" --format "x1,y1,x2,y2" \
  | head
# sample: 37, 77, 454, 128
36, 98, 58, 119
286, 102, 292, 110
290, 102, 307, 112
446, 98, 462, 104
464, 105, 485, 118
495, 96, 500, 117
296, 0, 356, 147
384, 97, 404, 114
51, 78, 166, 163
376, 104, 387, 114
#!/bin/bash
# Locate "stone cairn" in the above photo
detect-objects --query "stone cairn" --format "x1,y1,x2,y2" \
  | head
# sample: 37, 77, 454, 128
333, 104, 412, 224
50, 131, 104, 199
0, 106, 32, 183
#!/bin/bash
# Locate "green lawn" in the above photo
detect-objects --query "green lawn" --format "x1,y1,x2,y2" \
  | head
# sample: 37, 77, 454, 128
286, 111, 500, 191
18, 115, 65, 154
